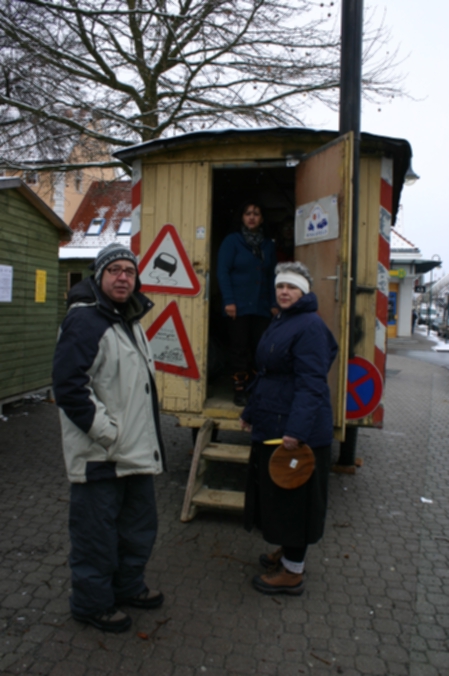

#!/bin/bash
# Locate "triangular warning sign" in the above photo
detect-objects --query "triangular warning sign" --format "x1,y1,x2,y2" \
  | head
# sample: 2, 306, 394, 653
146, 301, 200, 379
138, 223, 201, 296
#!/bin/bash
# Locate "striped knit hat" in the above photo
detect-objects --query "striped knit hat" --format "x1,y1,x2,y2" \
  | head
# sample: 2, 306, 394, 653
94, 243, 138, 286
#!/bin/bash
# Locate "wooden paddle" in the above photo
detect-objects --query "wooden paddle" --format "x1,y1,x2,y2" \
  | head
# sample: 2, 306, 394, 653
268, 442, 315, 489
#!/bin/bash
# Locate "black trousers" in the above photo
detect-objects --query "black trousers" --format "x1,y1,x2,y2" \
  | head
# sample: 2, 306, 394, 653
283, 544, 308, 562
227, 314, 271, 374
69, 475, 157, 616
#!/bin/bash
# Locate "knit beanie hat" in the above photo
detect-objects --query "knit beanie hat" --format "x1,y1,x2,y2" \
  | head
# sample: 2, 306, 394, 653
94, 243, 138, 286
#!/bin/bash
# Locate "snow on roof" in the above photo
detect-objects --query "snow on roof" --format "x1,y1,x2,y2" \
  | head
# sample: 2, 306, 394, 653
390, 227, 420, 253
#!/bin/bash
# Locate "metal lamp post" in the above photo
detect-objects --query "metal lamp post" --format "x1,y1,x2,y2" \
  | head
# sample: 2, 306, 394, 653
335, 0, 364, 468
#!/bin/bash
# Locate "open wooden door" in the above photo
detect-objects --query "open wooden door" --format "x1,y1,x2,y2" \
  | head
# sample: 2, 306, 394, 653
295, 133, 353, 440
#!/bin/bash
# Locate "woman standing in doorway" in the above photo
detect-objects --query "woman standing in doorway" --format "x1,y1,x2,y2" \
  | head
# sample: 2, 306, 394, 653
217, 201, 277, 406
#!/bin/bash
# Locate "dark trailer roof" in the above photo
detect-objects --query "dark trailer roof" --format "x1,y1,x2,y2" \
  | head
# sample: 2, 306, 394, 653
114, 127, 413, 226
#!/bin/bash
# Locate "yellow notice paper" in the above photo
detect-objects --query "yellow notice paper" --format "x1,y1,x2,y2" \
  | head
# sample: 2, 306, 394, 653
35, 270, 47, 303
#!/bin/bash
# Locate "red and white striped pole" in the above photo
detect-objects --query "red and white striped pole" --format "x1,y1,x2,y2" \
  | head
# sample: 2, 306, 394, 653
372, 157, 393, 426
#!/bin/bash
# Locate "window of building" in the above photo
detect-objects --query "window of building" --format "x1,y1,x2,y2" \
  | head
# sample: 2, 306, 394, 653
86, 217, 105, 235
68, 272, 83, 289
74, 170, 83, 193
25, 171, 39, 185
117, 217, 132, 235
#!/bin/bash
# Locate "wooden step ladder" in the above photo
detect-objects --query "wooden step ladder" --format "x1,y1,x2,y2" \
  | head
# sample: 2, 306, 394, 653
180, 419, 251, 522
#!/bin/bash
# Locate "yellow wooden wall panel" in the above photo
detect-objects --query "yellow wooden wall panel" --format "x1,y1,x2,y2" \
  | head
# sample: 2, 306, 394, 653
357, 159, 370, 286
363, 158, 382, 288
140, 160, 211, 414
354, 158, 383, 428
168, 163, 184, 225
159, 162, 188, 409
164, 162, 195, 408
355, 158, 381, 366
178, 163, 198, 410
189, 162, 212, 410
193, 163, 211, 264
163, 396, 177, 411
140, 165, 157, 261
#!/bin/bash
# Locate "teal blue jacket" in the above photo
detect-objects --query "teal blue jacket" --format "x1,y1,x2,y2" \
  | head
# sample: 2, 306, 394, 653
217, 232, 276, 317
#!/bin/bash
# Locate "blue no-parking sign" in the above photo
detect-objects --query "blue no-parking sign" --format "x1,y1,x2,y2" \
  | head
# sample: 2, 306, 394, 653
346, 356, 383, 420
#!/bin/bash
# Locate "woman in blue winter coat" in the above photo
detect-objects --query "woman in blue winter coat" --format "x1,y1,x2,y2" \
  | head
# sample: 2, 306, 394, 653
217, 201, 277, 405
240, 261, 338, 596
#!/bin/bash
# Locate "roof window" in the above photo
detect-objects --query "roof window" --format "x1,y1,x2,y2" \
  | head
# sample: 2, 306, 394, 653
117, 217, 132, 235
86, 217, 105, 235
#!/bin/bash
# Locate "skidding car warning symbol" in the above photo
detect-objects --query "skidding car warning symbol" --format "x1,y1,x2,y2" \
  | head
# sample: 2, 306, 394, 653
139, 224, 201, 296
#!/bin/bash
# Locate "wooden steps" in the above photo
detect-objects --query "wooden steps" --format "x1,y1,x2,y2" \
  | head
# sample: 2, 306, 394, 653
191, 487, 245, 510
201, 443, 250, 464
180, 419, 250, 522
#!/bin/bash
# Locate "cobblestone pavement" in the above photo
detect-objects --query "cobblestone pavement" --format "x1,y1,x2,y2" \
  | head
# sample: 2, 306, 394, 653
1, 335, 448, 675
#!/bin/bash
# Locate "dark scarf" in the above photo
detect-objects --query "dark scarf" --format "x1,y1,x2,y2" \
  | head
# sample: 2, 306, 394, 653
241, 225, 265, 259
112, 295, 144, 345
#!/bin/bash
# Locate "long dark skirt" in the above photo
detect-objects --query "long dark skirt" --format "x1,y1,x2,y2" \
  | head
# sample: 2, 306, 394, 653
244, 442, 332, 549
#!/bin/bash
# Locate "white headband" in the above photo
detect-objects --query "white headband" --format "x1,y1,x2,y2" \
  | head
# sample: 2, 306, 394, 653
275, 272, 310, 295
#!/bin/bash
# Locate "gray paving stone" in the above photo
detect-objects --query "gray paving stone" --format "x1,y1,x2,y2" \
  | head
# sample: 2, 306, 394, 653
49, 662, 87, 676
354, 653, 387, 674
386, 661, 409, 676
1, 341, 449, 675
409, 664, 440, 676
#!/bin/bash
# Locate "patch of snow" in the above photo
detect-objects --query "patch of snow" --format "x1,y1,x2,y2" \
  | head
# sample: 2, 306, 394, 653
415, 324, 449, 352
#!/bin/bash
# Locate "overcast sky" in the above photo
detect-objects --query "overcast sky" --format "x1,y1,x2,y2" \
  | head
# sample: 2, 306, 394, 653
306, 0, 448, 280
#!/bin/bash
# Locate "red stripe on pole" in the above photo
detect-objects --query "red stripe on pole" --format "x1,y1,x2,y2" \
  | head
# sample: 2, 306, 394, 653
376, 289, 388, 324
132, 180, 141, 209
131, 232, 140, 257
378, 232, 390, 269
380, 179, 393, 212
375, 345, 386, 377
371, 404, 384, 427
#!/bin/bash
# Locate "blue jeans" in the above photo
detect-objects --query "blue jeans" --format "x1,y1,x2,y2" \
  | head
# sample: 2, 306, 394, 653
69, 474, 158, 616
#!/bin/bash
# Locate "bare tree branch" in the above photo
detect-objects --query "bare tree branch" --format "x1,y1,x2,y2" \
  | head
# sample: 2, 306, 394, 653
0, 0, 405, 171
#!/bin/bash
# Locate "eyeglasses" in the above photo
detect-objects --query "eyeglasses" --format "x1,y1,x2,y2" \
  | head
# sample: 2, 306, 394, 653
105, 265, 137, 278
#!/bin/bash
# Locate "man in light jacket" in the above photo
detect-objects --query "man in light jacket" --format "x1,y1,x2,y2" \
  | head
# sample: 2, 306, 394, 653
53, 242, 166, 633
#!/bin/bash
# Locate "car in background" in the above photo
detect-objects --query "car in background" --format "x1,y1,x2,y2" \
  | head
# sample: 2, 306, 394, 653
430, 316, 443, 332
437, 318, 449, 338
419, 307, 439, 326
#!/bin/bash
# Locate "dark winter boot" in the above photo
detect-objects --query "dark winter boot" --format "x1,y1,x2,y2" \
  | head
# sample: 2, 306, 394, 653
232, 371, 249, 406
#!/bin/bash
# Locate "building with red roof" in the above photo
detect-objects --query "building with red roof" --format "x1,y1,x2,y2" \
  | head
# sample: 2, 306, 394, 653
58, 180, 131, 322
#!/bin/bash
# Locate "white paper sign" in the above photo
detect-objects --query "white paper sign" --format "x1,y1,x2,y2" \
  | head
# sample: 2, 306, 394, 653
0, 265, 13, 302
295, 195, 339, 245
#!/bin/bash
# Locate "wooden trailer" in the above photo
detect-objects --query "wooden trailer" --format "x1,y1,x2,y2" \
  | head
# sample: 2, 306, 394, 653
114, 128, 411, 519
0, 178, 71, 413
